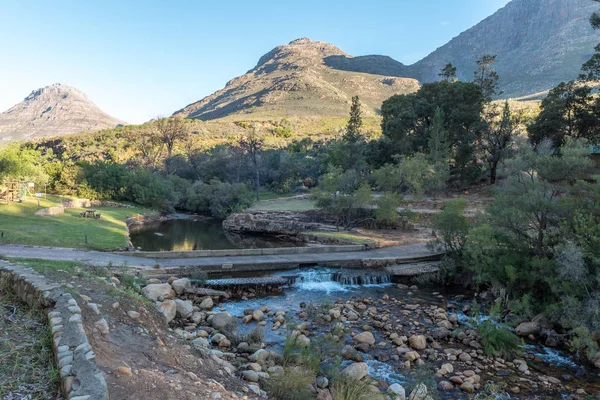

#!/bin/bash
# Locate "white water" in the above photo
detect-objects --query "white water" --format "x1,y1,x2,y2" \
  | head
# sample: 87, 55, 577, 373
524, 344, 581, 370
289, 268, 392, 293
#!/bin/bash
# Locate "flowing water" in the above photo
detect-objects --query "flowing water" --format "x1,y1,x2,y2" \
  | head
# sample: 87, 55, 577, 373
214, 266, 600, 398
129, 218, 301, 251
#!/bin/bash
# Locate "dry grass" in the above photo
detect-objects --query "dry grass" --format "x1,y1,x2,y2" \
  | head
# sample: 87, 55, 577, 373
0, 278, 60, 399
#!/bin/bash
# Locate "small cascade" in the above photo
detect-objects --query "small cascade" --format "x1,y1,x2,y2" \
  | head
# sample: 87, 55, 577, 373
288, 268, 392, 292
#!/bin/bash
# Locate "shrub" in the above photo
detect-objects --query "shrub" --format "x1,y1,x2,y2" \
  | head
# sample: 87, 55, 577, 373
477, 321, 522, 357
267, 367, 316, 400
431, 198, 469, 256
186, 179, 253, 218
330, 376, 385, 400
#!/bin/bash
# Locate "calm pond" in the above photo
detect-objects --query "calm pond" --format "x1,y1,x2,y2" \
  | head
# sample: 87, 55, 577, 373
128, 218, 301, 251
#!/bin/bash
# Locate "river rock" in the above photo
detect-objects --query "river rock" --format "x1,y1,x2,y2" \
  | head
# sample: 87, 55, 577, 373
127, 310, 140, 319
142, 284, 175, 301
211, 312, 234, 330
171, 278, 191, 295
175, 299, 193, 318
341, 345, 363, 362
212, 333, 226, 344
353, 331, 375, 345
252, 309, 264, 322
516, 321, 541, 336
95, 318, 109, 335
438, 381, 454, 391
388, 383, 406, 400
157, 300, 177, 323
460, 382, 475, 393
342, 362, 369, 380
408, 335, 427, 350
295, 334, 310, 348
316, 389, 333, 400
192, 337, 210, 350
200, 297, 214, 310
432, 327, 451, 340
408, 383, 428, 400
249, 349, 269, 363
316, 376, 329, 389
242, 370, 259, 382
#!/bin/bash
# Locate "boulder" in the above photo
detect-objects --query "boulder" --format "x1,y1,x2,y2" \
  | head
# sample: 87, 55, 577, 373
388, 383, 406, 400
242, 370, 259, 382
199, 297, 214, 310
191, 337, 210, 350
252, 309, 264, 322
408, 335, 427, 350
175, 299, 193, 319
341, 345, 363, 362
516, 321, 541, 336
157, 300, 177, 323
353, 331, 375, 345
35, 206, 64, 216
142, 284, 175, 301
211, 312, 234, 330
171, 278, 191, 295
408, 383, 428, 400
342, 362, 369, 380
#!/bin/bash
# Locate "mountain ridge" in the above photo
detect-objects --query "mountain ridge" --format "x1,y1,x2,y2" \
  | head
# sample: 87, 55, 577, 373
0, 83, 124, 144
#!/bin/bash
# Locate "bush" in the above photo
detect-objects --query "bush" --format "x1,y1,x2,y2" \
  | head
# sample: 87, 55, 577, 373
267, 367, 316, 400
186, 179, 254, 218
330, 376, 384, 400
431, 198, 469, 256
477, 321, 522, 357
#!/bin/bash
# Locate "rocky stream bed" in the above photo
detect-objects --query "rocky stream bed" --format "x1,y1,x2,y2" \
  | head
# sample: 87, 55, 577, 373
140, 268, 600, 399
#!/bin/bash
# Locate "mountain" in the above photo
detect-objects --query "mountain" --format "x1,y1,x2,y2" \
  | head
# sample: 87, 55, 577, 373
0, 83, 124, 144
172, 38, 420, 120
409, 0, 599, 98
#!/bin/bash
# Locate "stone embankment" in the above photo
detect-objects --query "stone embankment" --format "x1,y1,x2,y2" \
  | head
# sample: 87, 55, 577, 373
0, 261, 108, 400
223, 211, 336, 235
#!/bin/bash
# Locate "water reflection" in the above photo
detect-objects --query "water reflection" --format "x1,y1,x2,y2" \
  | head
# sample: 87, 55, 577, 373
129, 218, 301, 251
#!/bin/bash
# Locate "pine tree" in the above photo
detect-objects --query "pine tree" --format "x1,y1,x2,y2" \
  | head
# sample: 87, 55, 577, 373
474, 55, 502, 102
428, 106, 449, 164
439, 63, 457, 82
345, 95, 363, 143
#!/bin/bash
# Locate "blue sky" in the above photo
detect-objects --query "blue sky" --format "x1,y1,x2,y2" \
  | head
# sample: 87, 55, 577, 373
0, 0, 510, 123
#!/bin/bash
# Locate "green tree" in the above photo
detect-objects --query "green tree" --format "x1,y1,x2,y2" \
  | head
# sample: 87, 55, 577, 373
345, 95, 363, 143
439, 63, 457, 82
527, 81, 599, 147
480, 101, 518, 184
474, 54, 502, 102
380, 81, 484, 185
239, 124, 265, 201
427, 106, 450, 164
155, 117, 189, 174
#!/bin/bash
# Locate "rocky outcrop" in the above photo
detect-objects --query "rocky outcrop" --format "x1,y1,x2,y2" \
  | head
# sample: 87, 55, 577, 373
0, 83, 124, 144
222, 211, 335, 235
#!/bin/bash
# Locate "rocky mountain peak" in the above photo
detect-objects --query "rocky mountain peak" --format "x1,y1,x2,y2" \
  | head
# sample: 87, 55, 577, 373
0, 83, 124, 143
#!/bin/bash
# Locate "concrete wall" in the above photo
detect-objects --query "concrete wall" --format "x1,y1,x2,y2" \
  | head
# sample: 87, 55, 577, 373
114, 244, 366, 259
0, 262, 108, 400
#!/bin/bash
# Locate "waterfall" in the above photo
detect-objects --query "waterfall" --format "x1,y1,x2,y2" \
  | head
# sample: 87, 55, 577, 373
289, 268, 392, 291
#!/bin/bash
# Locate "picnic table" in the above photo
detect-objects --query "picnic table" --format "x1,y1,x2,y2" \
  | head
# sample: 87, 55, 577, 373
80, 209, 101, 219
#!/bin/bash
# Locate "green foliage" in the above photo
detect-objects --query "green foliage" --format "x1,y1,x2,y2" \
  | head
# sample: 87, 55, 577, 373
380, 81, 484, 185
186, 179, 254, 219
0, 144, 49, 186
374, 192, 402, 227
569, 326, 599, 361
267, 367, 316, 400
527, 82, 600, 147
431, 198, 470, 256
427, 106, 450, 165
439, 63, 457, 82
477, 321, 522, 357
345, 95, 363, 143
480, 101, 518, 184
474, 54, 502, 102
373, 153, 448, 199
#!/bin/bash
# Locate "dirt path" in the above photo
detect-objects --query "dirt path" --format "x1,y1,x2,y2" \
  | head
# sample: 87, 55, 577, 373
0, 242, 439, 270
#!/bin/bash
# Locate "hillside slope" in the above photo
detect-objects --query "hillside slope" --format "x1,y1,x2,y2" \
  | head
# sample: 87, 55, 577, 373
173, 38, 420, 120
0, 83, 124, 144
407, 0, 599, 98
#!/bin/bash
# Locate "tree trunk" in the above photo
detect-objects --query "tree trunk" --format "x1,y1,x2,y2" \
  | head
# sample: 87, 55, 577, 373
255, 164, 260, 201
490, 163, 497, 184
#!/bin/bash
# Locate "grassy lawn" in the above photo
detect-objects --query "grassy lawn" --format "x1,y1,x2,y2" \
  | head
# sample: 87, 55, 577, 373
0, 196, 151, 251
0, 280, 60, 399
250, 197, 317, 212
